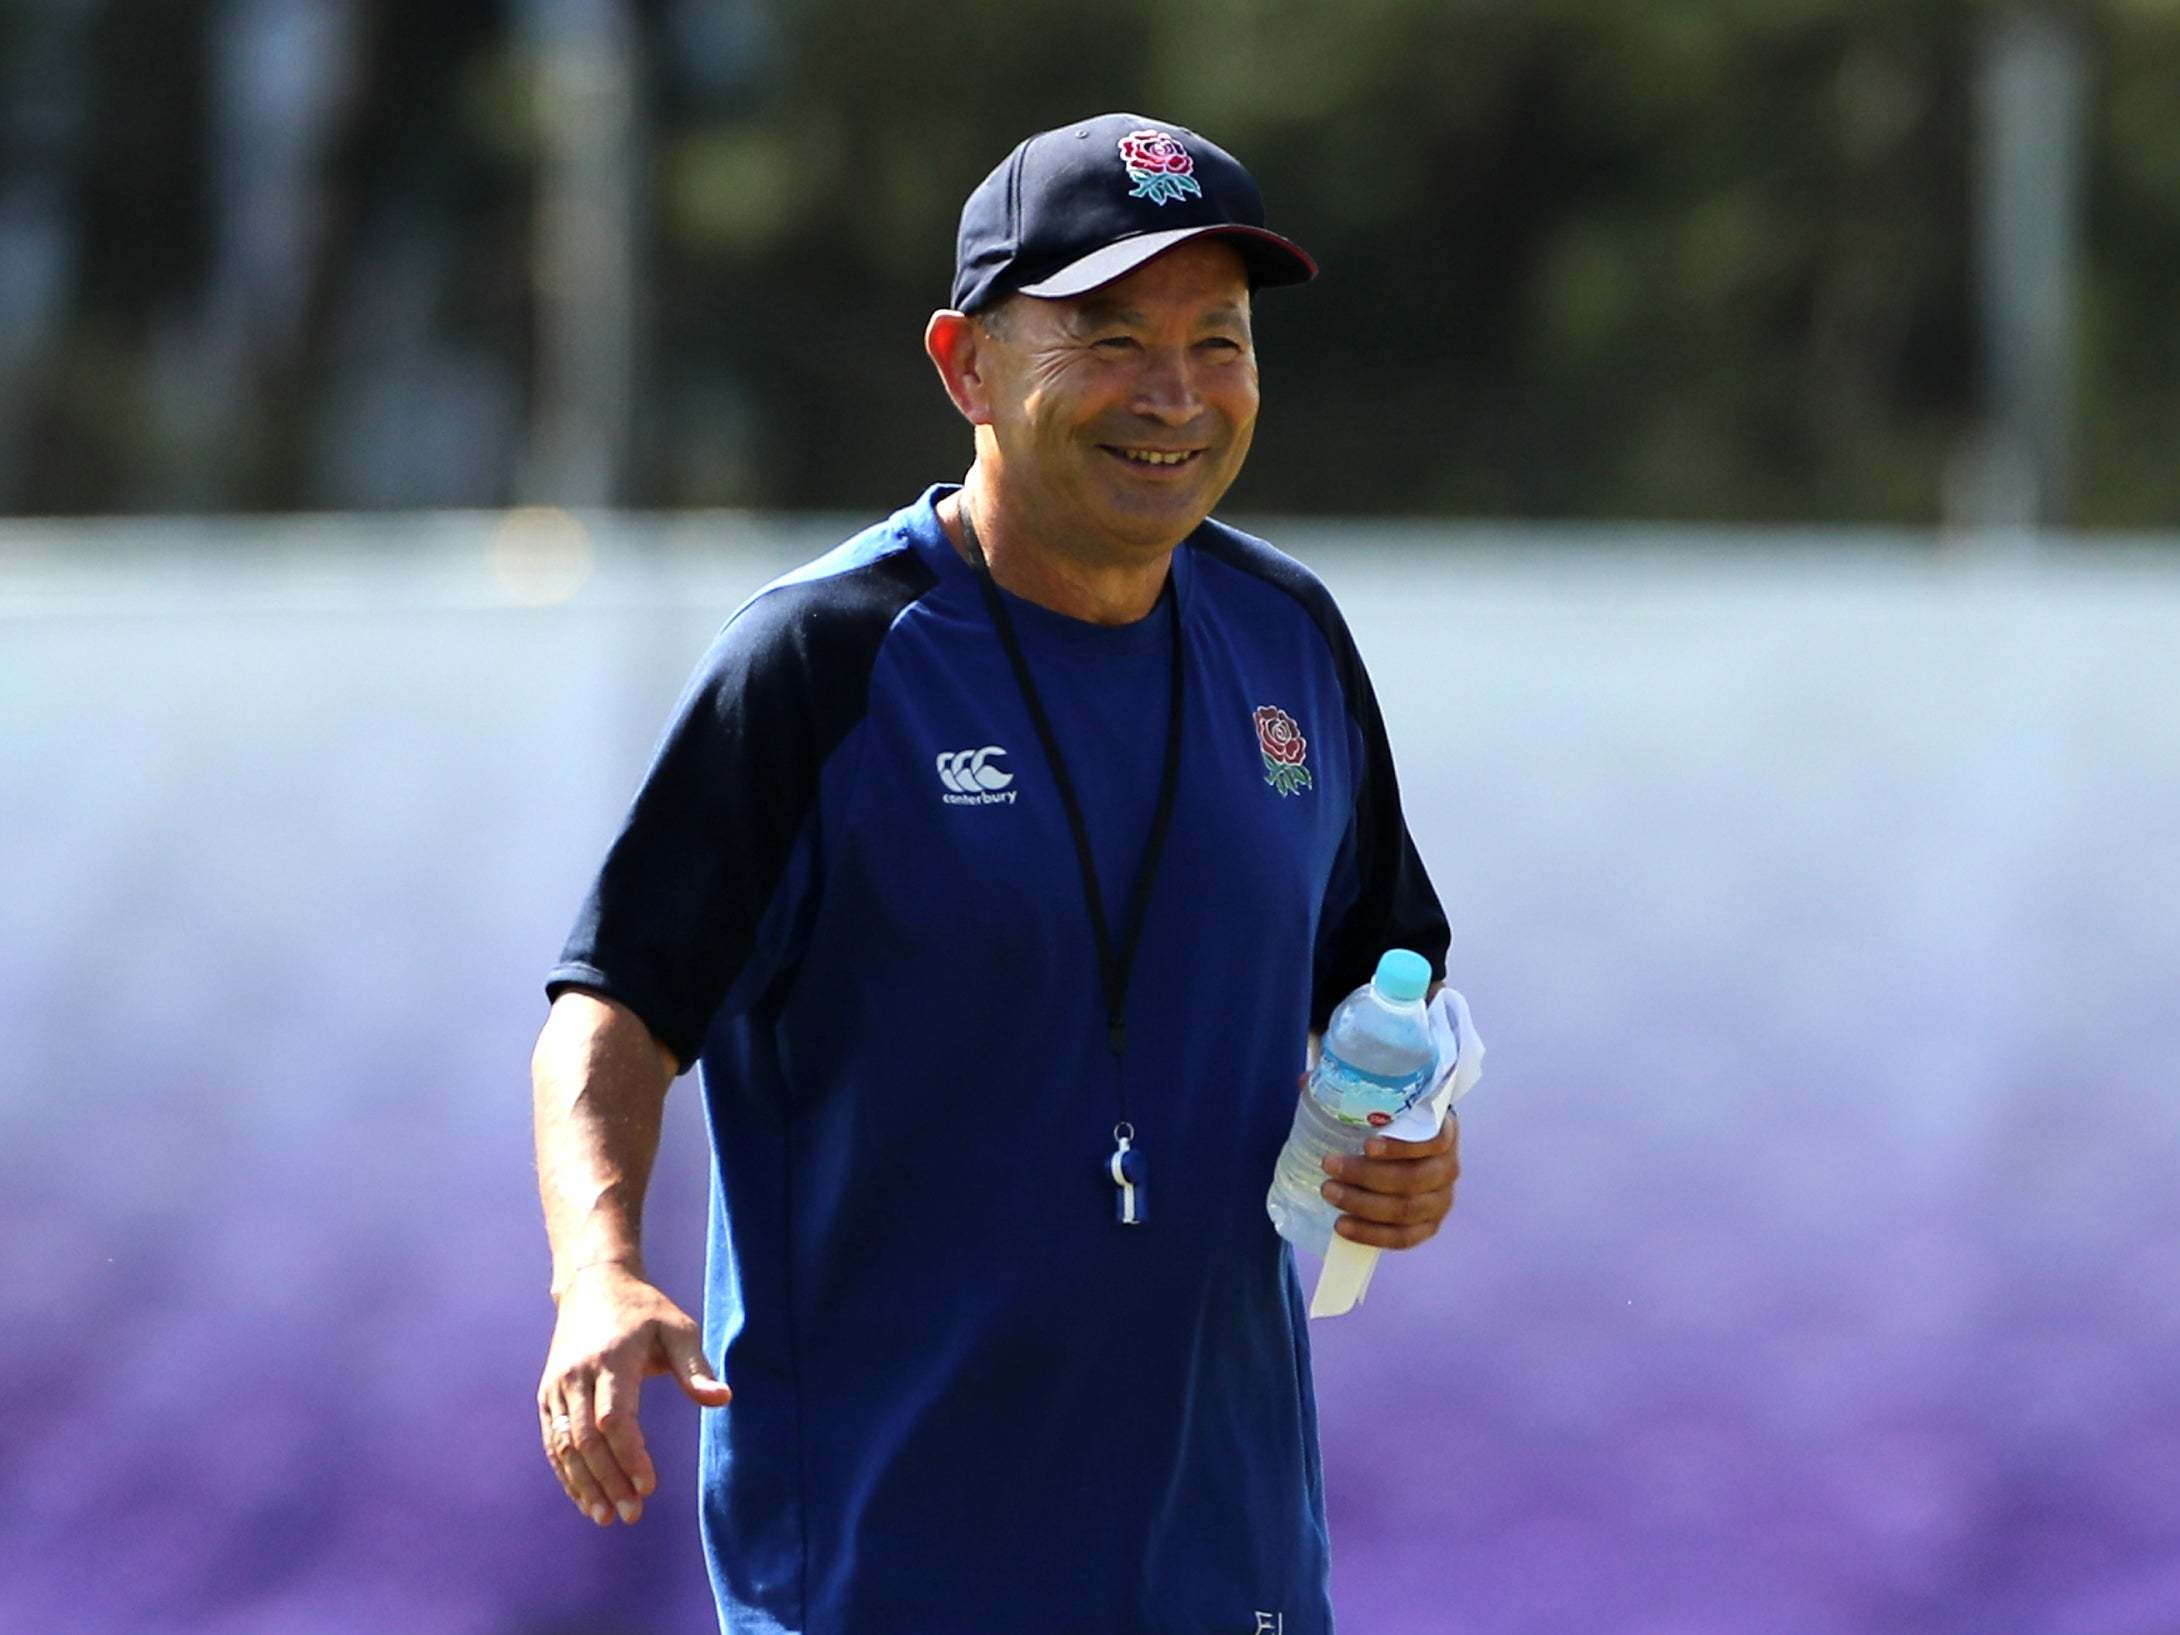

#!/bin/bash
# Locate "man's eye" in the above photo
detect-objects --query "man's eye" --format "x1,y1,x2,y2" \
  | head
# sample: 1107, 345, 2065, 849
1199, 337, 1243, 353
1093, 336, 1139, 351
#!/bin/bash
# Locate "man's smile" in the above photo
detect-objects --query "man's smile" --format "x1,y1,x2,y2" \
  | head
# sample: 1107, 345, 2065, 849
1102, 444, 1205, 470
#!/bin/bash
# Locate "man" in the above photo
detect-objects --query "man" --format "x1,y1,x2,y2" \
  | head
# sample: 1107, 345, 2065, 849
532, 113, 1458, 1633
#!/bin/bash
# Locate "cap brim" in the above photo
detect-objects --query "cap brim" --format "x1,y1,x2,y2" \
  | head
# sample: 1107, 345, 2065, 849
1015, 224, 1318, 301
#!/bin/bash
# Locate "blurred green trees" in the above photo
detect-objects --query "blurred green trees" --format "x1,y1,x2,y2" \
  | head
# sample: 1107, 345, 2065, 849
1, 0, 2175, 524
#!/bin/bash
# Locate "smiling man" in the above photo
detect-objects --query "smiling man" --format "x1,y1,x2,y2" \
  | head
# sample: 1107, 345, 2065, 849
531, 114, 1457, 1634
926, 243, 1259, 624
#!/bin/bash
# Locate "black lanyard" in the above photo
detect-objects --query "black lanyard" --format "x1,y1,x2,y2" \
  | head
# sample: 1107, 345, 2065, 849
960, 505, 1186, 1064
959, 505, 1183, 1228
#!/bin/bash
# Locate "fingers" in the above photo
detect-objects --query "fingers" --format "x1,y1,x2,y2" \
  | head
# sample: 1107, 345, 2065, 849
1357, 1114, 1459, 1161
595, 1369, 657, 1513
661, 1323, 733, 1408
539, 1355, 653, 1526
1320, 1114, 1461, 1250
538, 1294, 732, 1528
540, 1397, 616, 1527
1323, 1149, 1459, 1199
1323, 1188, 1447, 1248
1324, 1111, 1458, 1181
561, 1372, 645, 1524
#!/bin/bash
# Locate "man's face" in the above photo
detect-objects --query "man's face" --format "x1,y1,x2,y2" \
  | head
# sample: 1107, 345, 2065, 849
974, 239, 1259, 565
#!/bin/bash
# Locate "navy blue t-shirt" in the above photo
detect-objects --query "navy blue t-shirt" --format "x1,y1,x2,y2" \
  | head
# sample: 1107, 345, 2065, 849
549, 487, 1448, 1635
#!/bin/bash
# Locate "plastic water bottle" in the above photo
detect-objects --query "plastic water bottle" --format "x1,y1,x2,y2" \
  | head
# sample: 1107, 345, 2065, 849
1266, 949, 1438, 1256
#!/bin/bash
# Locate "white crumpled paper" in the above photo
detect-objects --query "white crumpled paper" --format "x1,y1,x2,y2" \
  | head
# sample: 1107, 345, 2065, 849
1309, 986, 1485, 1319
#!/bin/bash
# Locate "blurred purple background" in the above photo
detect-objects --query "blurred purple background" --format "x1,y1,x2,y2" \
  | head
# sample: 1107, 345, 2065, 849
3, 513, 2176, 1634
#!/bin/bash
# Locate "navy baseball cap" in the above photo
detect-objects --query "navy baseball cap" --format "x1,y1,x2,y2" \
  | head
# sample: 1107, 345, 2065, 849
950, 113, 1318, 314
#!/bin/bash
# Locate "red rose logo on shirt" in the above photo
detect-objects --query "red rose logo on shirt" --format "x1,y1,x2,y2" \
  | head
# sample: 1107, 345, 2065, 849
1117, 129, 1204, 206
1253, 705, 1313, 797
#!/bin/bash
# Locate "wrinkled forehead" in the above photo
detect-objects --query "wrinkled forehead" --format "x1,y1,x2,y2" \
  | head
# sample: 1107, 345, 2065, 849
1004, 239, 1255, 332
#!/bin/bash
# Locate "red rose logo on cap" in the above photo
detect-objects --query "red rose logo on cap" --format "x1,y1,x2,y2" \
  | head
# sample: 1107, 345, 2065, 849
1117, 129, 1204, 206
1253, 705, 1313, 797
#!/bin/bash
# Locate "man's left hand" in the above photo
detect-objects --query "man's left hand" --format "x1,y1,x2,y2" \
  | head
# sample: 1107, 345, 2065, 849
1319, 1114, 1461, 1249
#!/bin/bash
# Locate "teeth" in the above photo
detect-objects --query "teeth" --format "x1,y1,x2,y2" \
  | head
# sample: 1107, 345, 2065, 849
1118, 449, 1195, 466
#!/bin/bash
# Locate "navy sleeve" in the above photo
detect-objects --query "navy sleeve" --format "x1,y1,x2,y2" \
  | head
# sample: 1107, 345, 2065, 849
1308, 625, 1451, 1031
546, 550, 936, 1071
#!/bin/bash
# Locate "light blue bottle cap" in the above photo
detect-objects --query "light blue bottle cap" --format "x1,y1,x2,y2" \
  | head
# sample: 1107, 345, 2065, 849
1373, 948, 1432, 1002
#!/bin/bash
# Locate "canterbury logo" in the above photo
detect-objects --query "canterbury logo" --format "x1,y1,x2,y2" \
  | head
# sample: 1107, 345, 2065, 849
936, 745, 1018, 805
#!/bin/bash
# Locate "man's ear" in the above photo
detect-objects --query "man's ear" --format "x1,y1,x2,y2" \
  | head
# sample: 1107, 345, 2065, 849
925, 310, 996, 427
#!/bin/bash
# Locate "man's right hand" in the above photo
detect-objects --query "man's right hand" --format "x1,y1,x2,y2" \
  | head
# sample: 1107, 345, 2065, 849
536, 1261, 732, 1527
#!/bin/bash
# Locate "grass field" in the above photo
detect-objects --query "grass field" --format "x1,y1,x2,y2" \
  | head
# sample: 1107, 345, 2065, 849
4, 514, 2175, 1633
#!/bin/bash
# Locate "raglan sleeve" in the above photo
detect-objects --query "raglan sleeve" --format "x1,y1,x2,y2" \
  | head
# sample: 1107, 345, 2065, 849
1311, 607, 1452, 1033
544, 590, 838, 1073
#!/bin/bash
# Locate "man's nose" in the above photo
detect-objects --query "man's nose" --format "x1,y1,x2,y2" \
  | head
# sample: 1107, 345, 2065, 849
1130, 347, 1204, 424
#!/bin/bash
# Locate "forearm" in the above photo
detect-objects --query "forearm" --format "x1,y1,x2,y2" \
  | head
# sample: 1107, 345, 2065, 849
532, 990, 679, 1300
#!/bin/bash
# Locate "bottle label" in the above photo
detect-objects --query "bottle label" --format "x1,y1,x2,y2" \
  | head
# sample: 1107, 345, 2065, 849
1310, 1054, 1433, 1128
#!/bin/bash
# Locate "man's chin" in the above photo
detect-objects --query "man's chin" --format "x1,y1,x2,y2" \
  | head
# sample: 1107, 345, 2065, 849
1094, 472, 1233, 544
1098, 503, 1214, 557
